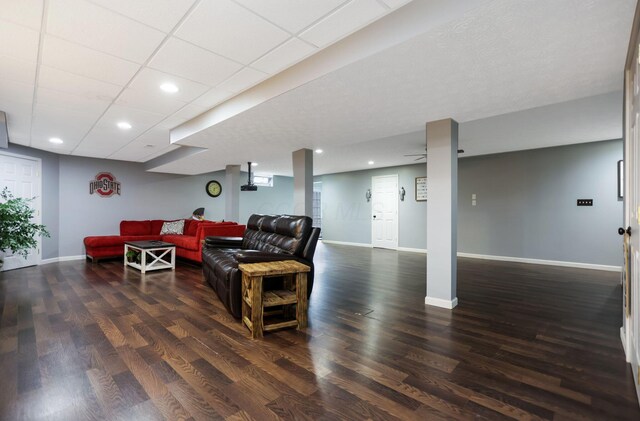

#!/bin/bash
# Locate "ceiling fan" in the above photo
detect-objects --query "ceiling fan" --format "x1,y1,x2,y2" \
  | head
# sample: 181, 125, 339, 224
404, 148, 465, 161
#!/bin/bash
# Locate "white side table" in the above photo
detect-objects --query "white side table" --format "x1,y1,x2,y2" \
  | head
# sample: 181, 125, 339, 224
124, 241, 176, 274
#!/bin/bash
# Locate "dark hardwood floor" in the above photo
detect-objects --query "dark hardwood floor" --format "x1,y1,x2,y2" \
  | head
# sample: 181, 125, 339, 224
0, 243, 638, 420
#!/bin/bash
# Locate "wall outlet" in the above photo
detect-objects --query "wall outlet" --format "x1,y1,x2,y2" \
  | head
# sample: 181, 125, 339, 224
577, 199, 593, 206
472, 193, 477, 199
472, 200, 477, 206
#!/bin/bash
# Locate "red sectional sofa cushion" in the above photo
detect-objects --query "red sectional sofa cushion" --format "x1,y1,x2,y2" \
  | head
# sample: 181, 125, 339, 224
184, 219, 197, 236
161, 234, 198, 251
120, 220, 151, 236
150, 220, 166, 235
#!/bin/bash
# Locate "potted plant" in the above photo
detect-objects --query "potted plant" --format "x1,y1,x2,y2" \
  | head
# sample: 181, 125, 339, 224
0, 187, 50, 270
126, 249, 141, 264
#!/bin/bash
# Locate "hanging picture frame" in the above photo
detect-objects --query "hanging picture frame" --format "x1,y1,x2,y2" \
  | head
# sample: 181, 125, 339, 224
415, 177, 427, 201
617, 160, 624, 199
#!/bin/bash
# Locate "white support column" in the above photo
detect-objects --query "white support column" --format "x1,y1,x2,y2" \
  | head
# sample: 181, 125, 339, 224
425, 119, 458, 309
293, 149, 313, 217
225, 164, 240, 222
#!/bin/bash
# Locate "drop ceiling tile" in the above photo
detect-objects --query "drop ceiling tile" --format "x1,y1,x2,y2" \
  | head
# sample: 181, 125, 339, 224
252, 38, 317, 74
36, 87, 112, 115
100, 104, 166, 132
148, 37, 242, 86
0, 0, 43, 29
86, 0, 196, 32
191, 88, 235, 109
235, 0, 346, 33
38, 66, 122, 101
31, 104, 101, 143
29, 140, 75, 154
0, 80, 34, 104
127, 67, 209, 103
117, 87, 186, 115
0, 56, 37, 84
175, 0, 290, 65
0, 20, 39, 62
8, 138, 30, 147
132, 127, 170, 146
299, 0, 387, 48
109, 141, 177, 162
47, 0, 166, 63
2, 103, 32, 142
217, 67, 268, 93
42, 36, 140, 86
381, 0, 412, 9
156, 104, 209, 130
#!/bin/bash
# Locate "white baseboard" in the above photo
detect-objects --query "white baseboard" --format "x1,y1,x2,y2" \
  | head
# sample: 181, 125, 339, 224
321, 240, 372, 248
457, 252, 621, 272
322, 241, 620, 272
425, 296, 458, 309
40, 255, 86, 265
397, 247, 427, 253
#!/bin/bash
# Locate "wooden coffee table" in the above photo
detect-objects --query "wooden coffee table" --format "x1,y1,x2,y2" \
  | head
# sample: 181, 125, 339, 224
124, 240, 176, 274
238, 260, 310, 339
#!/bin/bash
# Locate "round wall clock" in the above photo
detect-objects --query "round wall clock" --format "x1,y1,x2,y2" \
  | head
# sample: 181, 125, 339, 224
206, 180, 222, 197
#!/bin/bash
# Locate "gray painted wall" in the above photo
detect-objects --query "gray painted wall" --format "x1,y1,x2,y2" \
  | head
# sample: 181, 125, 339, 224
315, 165, 427, 248
1, 146, 294, 259
458, 139, 622, 265
239, 174, 293, 223
4, 144, 60, 259
317, 139, 623, 266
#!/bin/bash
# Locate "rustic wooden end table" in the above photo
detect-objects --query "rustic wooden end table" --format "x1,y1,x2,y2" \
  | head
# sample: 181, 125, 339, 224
238, 260, 310, 339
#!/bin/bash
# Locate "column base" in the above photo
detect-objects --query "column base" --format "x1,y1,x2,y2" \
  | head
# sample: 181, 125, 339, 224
425, 296, 458, 309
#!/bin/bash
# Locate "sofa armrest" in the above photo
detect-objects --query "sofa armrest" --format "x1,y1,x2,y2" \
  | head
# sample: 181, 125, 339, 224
204, 236, 244, 249
235, 250, 298, 264
198, 224, 246, 242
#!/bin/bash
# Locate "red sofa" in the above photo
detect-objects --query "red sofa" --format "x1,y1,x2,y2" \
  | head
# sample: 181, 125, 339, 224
84, 219, 246, 263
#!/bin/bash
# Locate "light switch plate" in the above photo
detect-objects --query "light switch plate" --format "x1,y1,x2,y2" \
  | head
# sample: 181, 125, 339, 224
472, 194, 476, 199
472, 200, 477, 206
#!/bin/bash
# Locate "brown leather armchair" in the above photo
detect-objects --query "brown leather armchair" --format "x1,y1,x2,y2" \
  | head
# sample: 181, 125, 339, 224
202, 214, 320, 318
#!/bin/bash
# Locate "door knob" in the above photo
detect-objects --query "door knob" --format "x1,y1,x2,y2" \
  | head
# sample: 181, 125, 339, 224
618, 226, 631, 236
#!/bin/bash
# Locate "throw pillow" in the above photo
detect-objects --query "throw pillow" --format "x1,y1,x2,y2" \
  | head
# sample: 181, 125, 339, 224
160, 219, 184, 235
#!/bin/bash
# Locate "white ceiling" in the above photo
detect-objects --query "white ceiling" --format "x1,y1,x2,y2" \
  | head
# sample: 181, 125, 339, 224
0, 0, 634, 176
160, 0, 634, 176
0, 0, 409, 162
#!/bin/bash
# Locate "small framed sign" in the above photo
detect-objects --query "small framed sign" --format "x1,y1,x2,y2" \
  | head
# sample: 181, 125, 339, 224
415, 177, 427, 201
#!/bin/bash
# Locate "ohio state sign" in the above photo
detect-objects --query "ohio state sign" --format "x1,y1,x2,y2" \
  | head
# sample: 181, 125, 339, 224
89, 172, 121, 197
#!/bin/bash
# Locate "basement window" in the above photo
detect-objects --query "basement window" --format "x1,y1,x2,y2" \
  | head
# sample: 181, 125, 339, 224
253, 175, 273, 187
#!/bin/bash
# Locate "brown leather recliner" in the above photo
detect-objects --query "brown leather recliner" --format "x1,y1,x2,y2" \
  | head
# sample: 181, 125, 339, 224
202, 214, 321, 319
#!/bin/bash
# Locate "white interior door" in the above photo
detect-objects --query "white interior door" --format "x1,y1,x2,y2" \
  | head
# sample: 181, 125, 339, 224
0, 152, 42, 271
371, 175, 398, 249
624, 29, 640, 400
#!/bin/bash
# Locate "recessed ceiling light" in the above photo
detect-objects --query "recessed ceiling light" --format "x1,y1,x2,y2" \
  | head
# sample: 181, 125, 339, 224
251, 162, 258, 166
117, 121, 132, 130
160, 82, 179, 93
368, 160, 374, 165
315, 149, 323, 154
49, 137, 63, 144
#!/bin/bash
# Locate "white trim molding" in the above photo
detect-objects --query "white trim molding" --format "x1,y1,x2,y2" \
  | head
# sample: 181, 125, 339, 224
425, 296, 458, 309
322, 242, 622, 272
40, 255, 86, 265
321, 240, 373, 248
397, 247, 427, 253
457, 252, 621, 272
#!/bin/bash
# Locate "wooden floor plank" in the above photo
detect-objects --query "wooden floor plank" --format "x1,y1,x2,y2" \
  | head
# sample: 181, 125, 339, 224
0, 244, 638, 420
